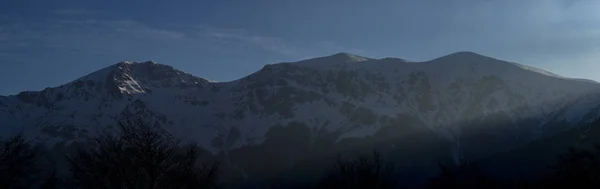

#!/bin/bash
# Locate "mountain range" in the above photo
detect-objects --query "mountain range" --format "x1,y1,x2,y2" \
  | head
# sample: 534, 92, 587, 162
2, 51, 600, 187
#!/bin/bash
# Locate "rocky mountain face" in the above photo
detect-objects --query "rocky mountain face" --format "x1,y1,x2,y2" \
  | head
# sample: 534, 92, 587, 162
1, 52, 600, 186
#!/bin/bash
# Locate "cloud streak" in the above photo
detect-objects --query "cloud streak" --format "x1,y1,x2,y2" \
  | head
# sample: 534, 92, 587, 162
0, 10, 361, 64
194, 25, 364, 59
206, 30, 301, 57
51, 8, 102, 16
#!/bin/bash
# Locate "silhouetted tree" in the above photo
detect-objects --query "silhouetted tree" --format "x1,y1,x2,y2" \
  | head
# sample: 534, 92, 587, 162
66, 120, 220, 189
425, 161, 499, 189
320, 150, 397, 189
0, 133, 38, 189
543, 145, 600, 188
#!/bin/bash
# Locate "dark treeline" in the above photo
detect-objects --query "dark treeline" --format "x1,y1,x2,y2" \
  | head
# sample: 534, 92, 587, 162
425, 146, 600, 189
0, 120, 220, 189
319, 146, 600, 189
319, 151, 398, 189
3, 122, 600, 189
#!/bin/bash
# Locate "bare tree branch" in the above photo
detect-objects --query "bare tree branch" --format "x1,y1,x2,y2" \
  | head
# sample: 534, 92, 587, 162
67, 119, 219, 189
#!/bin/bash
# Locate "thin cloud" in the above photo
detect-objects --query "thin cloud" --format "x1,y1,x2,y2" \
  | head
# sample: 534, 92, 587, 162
205, 29, 301, 57
197, 25, 363, 59
52, 8, 102, 16
0, 18, 188, 59
103, 20, 186, 40
58, 19, 98, 25
48, 19, 185, 41
1, 14, 362, 65
560, 0, 590, 9
0, 32, 7, 42
0, 53, 31, 64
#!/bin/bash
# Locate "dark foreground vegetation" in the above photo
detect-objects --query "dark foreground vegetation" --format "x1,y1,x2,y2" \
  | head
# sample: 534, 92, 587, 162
1, 120, 220, 189
318, 146, 600, 189
3, 121, 600, 189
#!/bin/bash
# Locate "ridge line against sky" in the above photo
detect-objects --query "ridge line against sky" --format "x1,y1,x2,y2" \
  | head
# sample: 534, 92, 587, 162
0, 0, 599, 95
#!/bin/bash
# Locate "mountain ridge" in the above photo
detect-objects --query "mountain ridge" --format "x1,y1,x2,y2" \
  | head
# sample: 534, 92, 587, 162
2, 51, 600, 186
3, 51, 593, 98
2, 51, 600, 146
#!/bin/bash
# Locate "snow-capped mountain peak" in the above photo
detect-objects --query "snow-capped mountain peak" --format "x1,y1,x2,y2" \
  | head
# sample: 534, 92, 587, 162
289, 52, 373, 69
66, 61, 211, 97
2, 52, 600, 184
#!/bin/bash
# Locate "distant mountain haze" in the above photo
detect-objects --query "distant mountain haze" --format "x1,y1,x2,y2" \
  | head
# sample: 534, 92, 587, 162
2, 52, 600, 187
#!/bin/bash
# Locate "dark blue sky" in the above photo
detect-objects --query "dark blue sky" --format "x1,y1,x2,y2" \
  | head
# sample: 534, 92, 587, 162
0, 0, 599, 95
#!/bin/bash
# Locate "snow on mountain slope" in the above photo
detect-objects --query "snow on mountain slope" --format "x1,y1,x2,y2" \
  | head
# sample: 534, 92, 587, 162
1, 52, 600, 161
267, 52, 598, 136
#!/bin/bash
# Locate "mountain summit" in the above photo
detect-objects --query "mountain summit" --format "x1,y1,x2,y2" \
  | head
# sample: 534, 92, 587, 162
2, 52, 600, 185
69, 61, 211, 96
